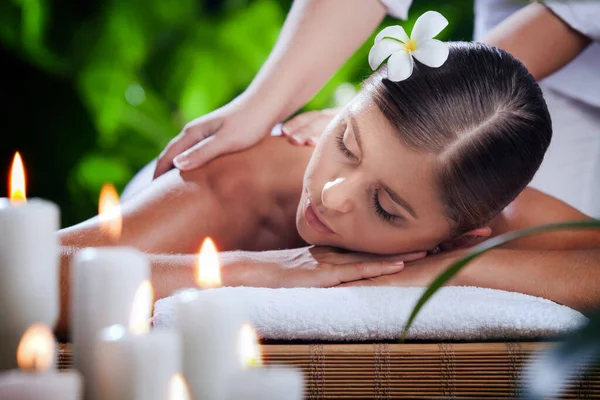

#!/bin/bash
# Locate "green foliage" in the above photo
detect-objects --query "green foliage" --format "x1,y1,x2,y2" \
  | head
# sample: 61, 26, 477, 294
2, 0, 474, 225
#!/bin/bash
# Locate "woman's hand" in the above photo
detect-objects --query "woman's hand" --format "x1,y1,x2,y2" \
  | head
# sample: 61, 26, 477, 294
154, 98, 276, 178
276, 108, 339, 147
221, 246, 427, 288
338, 250, 466, 287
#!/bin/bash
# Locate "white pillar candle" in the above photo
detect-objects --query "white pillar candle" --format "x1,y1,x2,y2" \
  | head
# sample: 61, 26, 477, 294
71, 247, 149, 400
226, 323, 304, 400
175, 290, 247, 400
0, 198, 60, 371
226, 367, 304, 400
0, 323, 82, 400
95, 325, 181, 400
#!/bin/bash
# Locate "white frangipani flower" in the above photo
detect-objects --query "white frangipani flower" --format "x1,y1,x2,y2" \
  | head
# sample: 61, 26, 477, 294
368, 11, 449, 82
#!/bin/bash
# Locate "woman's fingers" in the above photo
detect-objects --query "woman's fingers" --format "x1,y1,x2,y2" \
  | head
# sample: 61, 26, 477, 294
326, 261, 404, 286
173, 134, 232, 171
398, 251, 428, 262
154, 130, 203, 178
154, 118, 222, 178
282, 112, 315, 135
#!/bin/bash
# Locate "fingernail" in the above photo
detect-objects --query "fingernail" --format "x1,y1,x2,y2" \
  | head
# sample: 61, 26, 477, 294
393, 261, 404, 266
291, 135, 302, 144
173, 156, 189, 169
271, 123, 283, 136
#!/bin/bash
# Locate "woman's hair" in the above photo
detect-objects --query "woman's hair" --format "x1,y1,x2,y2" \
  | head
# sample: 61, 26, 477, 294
363, 42, 552, 235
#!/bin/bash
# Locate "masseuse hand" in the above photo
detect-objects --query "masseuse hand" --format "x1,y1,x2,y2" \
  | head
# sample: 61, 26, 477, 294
154, 98, 274, 178
278, 108, 339, 147
222, 246, 427, 288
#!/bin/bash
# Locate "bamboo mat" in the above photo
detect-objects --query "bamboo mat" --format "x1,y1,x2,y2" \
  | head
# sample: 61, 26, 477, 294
58, 342, 600, 399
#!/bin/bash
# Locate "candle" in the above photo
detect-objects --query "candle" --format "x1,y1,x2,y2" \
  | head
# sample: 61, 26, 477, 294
95, 281, 183, 400
226, 324, 304, 400
0, 153, 60, 371
71, 247, 149, 400
0, 323, 82, 399
175, 238, 248, 400
71, 183, 150, 399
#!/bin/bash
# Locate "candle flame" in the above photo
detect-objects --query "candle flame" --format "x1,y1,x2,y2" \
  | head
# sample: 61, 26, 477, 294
238, 323, 263, 368
9, 152, 26, 204
98, 183, 122, 241
196, 238, 221, 289
168, 373, 190, 400
16, 323, 55, 372
129, 280, 153, 336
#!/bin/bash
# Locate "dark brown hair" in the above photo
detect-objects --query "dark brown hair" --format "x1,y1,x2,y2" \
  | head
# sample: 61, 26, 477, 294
363, 42, 552, 234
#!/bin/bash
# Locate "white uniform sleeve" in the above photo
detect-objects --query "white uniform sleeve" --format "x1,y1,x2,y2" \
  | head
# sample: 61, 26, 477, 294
544, 0, 600, 42
378, 0, 413, 20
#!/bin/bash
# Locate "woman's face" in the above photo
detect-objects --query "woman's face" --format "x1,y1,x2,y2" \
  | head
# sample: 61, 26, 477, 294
296, 93, 453, 255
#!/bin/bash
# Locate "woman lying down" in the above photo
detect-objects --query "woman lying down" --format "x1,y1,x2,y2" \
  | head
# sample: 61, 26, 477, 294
57, 42, 600, 337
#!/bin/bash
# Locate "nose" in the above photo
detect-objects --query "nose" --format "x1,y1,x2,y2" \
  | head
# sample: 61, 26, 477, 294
321, 177, 353, 213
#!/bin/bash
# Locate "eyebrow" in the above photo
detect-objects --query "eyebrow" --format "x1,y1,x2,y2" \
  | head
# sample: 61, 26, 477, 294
347, 113, 418, 219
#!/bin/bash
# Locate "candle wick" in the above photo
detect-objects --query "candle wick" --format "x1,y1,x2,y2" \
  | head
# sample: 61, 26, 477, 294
32, 354, 37, 371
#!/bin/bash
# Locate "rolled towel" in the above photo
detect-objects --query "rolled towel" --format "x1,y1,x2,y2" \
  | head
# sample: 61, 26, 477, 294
153, 286, 586, 341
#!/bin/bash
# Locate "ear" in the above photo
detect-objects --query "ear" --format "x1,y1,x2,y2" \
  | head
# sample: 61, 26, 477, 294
439, 226, 492, 251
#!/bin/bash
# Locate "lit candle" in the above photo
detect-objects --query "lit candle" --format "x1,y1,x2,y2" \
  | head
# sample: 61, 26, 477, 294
95, 281, 183, 400
175, 238, 248, 400
226, 324, 304, 400
71, 183, 150, 400
0, 324, 82, 399
0, 153, 60, 371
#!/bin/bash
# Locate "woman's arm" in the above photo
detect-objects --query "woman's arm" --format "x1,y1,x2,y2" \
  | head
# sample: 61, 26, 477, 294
244, 0, 386, 123
481, 2, 592, 80
344, 188, 600, 313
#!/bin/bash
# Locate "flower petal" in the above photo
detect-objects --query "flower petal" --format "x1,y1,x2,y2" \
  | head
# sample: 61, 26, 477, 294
410, 11, 449, 42
368, 39, 403, 70
375, 25, 409, 44
412, 39, 449, 68
387, 51, 414, 82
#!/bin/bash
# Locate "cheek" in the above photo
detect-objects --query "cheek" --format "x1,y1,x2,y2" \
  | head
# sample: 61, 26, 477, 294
303, 140, 335, 187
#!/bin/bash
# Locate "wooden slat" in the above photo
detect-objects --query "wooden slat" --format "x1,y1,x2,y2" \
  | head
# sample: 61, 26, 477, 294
57, 342, 600, 399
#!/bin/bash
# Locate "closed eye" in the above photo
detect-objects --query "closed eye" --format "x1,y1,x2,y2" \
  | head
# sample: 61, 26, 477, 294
372, 190, 399, 224
335, 131, 358, 161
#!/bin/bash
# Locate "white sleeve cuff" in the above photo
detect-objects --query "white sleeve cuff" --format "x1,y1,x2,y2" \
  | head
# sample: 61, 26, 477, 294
378, 0, 413, 20
544, 0, 600, 42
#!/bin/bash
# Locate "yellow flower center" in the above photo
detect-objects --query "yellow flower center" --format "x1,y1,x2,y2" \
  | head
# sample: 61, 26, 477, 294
404, 39, 417, 53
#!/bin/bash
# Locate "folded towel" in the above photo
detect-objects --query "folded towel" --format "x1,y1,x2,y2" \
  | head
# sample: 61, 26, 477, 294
153, 286, 587, 341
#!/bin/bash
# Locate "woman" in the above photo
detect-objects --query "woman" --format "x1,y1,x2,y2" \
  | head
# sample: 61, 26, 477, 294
58, 43, 600, 338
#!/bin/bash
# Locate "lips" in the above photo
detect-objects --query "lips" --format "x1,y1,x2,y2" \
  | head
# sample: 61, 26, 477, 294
304, 198, 335, 235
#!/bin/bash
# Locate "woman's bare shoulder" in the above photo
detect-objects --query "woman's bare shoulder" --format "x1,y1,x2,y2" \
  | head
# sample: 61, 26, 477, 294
489, 187, 600, 250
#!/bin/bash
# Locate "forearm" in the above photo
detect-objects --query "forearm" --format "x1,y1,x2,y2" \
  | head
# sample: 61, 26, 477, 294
481, 2, 591, 80
241, 0, 386, 124
456, 248, 600, 313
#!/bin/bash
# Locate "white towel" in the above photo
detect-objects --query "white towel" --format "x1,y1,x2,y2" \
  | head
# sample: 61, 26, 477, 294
153, 286, 587, 341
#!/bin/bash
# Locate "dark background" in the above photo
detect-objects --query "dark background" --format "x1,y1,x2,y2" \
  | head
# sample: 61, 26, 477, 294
1, 0, 474, 227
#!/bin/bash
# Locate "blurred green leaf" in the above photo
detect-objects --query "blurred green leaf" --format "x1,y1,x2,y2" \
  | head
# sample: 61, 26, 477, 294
78, 63, 132, 143
75, 154, 132, 190
402, 220, 600, 339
